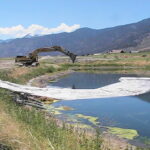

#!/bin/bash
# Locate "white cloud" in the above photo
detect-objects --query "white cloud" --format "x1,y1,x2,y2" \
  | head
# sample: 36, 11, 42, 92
0, 23, 80, 39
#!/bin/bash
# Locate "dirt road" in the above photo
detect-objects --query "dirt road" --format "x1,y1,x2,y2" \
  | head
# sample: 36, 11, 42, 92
0, 59, 15, 70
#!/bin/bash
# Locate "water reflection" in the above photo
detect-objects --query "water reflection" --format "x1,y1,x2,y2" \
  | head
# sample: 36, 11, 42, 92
137, 92, 150, 103
72, 84, 76, 89
49, 72, 139, 89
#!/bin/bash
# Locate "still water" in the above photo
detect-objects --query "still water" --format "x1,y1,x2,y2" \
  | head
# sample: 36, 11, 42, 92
49, 72, 138, 89
49, 72, 150, 138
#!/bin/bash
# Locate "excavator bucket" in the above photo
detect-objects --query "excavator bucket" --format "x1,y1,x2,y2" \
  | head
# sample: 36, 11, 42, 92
69, 53, 77, 63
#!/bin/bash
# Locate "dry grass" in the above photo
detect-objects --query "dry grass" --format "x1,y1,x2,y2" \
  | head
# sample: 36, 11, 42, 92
10, 67, 31, 78
0, 101, 51, 150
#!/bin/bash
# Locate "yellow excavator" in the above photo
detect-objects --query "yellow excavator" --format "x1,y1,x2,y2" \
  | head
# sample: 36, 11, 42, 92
15, 46, 76, 66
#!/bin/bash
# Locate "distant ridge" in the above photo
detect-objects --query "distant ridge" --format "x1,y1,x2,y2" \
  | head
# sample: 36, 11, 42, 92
0, 18, 150, 57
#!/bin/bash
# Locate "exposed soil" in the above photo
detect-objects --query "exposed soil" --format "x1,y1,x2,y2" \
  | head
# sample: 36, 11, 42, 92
0, 59, 15, 70
27, 70, 74, 87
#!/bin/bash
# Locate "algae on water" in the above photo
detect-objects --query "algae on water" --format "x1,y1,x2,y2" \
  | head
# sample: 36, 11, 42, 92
56, 106, 74, 111
44, 104, 74, 115
108, 127, 139, 140
51, 110, 62, 115
76, 114, 99, 125
71, 123, 92, 129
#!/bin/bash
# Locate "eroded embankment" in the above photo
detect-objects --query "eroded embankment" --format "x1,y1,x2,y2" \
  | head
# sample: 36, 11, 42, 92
27, 70, 74, 87
0, 77, 150, 100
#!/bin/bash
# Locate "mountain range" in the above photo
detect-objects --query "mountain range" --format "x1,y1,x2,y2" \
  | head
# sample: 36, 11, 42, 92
1, 18, 150, 57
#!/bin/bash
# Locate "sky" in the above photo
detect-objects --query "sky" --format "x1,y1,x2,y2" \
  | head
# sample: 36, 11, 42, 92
0, 0, 150, 39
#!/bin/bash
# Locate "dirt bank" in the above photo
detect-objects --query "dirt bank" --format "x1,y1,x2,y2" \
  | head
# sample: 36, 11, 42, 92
27, 70, 74, 87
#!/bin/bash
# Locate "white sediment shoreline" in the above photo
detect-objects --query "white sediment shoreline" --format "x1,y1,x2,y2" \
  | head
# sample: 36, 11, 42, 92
0, 77, 150, 100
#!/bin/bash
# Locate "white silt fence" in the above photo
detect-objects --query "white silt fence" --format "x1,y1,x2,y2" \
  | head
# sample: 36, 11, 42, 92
0, 77, 150, 100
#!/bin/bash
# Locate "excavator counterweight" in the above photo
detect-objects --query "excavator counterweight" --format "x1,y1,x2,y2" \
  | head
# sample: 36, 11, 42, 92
15, 46, 76, 66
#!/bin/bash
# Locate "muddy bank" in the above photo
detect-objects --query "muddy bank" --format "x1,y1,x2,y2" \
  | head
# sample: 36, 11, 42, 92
27, 70, 74, 87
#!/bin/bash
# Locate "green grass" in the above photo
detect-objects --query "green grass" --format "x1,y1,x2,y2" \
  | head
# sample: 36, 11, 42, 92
61, 62, 145, 69
61, 52, 150, 71
0, 70, 18, 83
0, 89, 102, 150
0, 65, 58, 84
18, 66, 57, 83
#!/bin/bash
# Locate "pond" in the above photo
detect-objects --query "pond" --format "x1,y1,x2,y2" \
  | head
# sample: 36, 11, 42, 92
48, 72, 150, 142
49, 72, 139, 89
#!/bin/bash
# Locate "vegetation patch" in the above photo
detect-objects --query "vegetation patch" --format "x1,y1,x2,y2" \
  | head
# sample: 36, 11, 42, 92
76, 114, 99, 125
0, 89, 102, 150
108, 127, 139, 140
56, 106, 74, 111
44, 105, 62, 115
66, 117, 80, 123
39, 97, 59, 104
51, 110, 62, 115
0, 65, 58, 84
44, 104, 74, 116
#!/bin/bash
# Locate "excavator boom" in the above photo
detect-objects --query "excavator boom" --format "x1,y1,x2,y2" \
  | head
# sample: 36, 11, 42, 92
31, 46, 76, 63
15, 46, 76, 66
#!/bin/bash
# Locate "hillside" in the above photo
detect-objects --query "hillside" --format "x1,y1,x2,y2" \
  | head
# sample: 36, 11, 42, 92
0, 18, 150, 57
